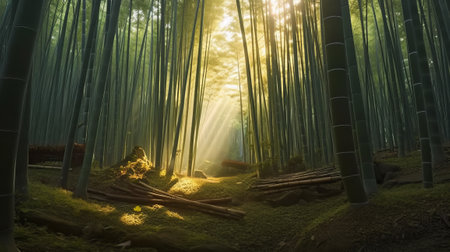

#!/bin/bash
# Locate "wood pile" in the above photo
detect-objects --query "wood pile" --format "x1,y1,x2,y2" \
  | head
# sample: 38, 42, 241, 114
112, 146, 154, 180
29, 144, 85, 166
28, 164, 72, 171
221, 160, 250, 170
88, 181, 245, 220
250, 167, 342, 194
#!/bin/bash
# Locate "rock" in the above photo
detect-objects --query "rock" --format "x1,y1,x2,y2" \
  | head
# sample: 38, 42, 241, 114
314, 185, 343, 198
190, 243, 238, 252
267, 189, 304, 207
384, 171, 397, 182
298, 189, 321, 202
382, 180, 398, 189
267, 190, 302, 207
265, 188, 325, 207
373, 162, 400, 184
194, 170, 208, 179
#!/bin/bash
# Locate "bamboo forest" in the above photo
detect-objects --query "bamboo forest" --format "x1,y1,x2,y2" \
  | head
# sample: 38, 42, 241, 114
1, 0, 450, 251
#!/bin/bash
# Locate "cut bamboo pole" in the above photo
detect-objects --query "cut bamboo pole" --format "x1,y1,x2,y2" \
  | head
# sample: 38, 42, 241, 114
28, 164, 72, 171
138, 181, 245, 218
251, 176, 342, 191
88, 188, 243, 219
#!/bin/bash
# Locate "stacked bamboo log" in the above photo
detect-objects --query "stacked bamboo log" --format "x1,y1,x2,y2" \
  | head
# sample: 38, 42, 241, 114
88, 181, 245, 220
250, 167, 342, 194
221, 160, 250, 170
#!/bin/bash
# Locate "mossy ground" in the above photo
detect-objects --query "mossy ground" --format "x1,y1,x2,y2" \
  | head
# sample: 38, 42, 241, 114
15, 150, 450, 251
292, 150, 450, 252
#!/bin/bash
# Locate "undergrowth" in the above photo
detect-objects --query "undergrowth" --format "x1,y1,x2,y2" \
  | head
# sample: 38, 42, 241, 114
16, 151, 450, 251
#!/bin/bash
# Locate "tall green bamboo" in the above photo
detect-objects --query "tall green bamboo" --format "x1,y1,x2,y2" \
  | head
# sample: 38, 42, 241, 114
15, 77, 31, 200
431, 0, 450, 63
60, 0, 101, 189
401, 0, 433, 188
166, 0, 202, 178
409, 0, 445, 165
0, 0, 44, 249
341, 0, 377, 194
236, 0, 262, 174
321, 0, 368, 204
74, 0, 122, 199
187, 0, 206, 177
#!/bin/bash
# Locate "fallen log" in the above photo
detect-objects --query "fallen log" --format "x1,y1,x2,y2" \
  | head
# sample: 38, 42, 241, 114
197, 197, 232, 205
29, 144, 85, 166
20, 210, 83, 236
251, 176, 342, 191
138, 181, 246, 218
88, 188, 185, 206
28, 164, 72, 171
120, 182, 233, 205
221, 160, 250, 170
111, 184, 136, 195
20, 209, 128, 243
256, 167, 336, 183
251, 172, 341, 188
88, 187, 244, 220
261, 184, 344, 196
121, 182, 154, 196
88, 194, 111, 202
260, 185, 309, 195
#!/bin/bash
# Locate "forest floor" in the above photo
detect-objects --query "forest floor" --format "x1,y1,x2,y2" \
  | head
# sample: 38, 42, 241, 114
14, 148, 450, 252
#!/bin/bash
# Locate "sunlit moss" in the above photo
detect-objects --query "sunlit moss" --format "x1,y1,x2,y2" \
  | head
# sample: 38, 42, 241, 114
169, 177, 202, 195
145, 204, 164, 211
165, 210, 185, 220
97, 205, 116, 214
24, 183, 118, 217
120, 213, 145, 225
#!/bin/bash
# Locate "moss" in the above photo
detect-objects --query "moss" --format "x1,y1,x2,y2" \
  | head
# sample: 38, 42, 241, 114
372, 183, 450, 206
20, 168, 352, 251
381, 151, 422, 175
170, 173, 256, 200
21, 151, 449, 252
15, 225, 105, 252
293, 181, 450, 251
